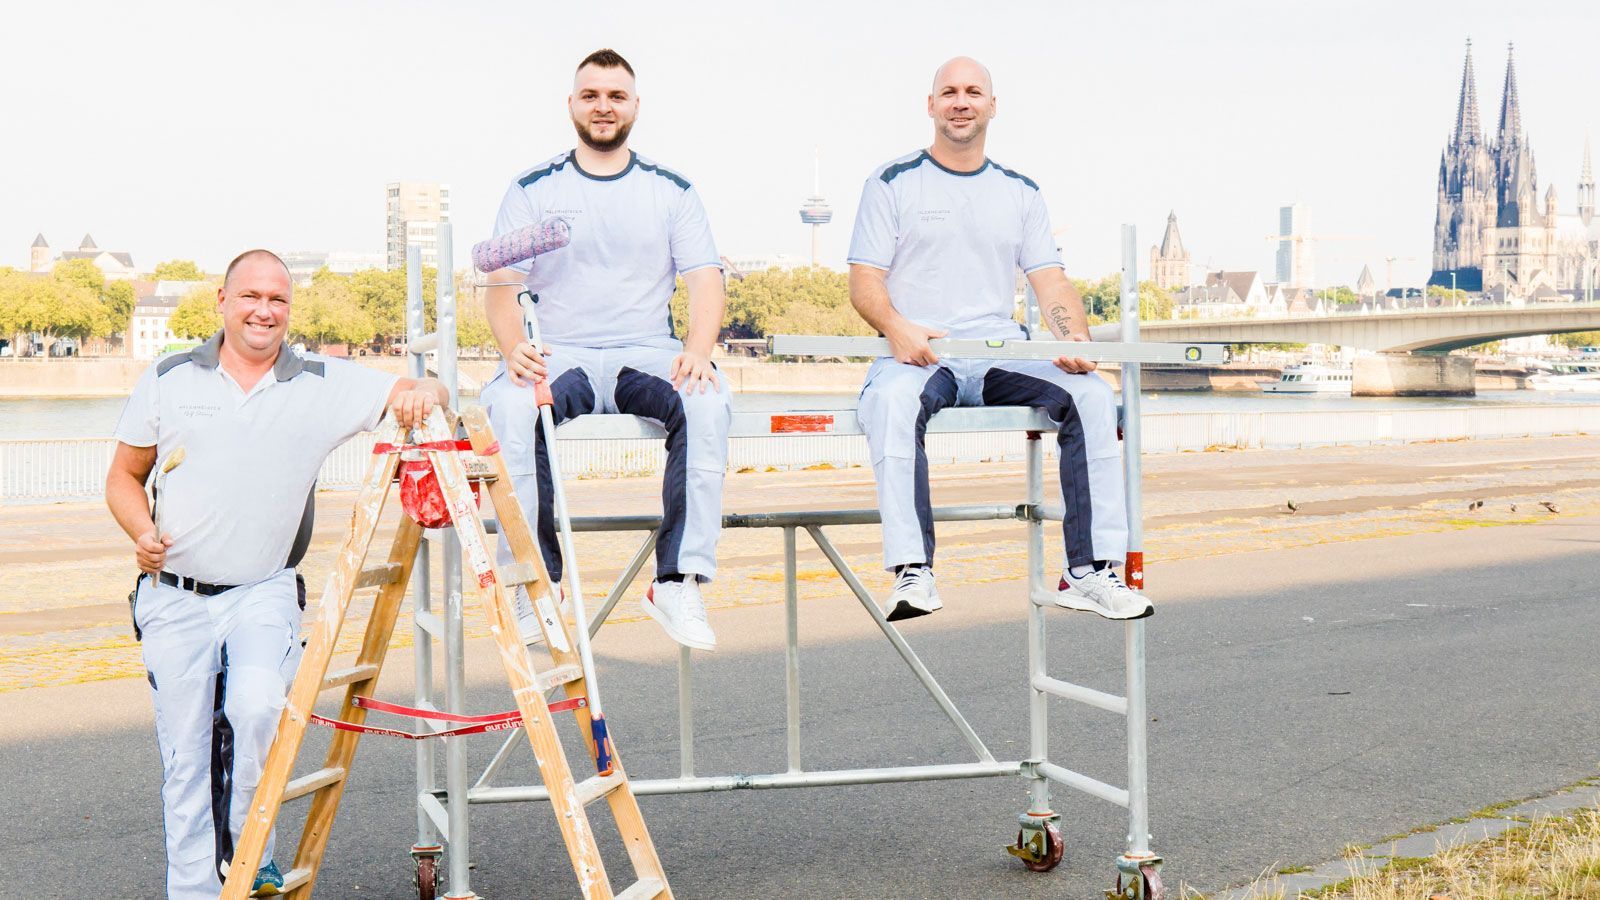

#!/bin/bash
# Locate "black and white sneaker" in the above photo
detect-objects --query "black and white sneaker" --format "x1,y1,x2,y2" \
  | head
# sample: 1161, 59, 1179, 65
885, 566, 943, 622
1056, 568, 1153, 620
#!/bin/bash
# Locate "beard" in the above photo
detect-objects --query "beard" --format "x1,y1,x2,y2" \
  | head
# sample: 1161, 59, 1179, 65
573, 116, 634, 152
937, 116, 987, 145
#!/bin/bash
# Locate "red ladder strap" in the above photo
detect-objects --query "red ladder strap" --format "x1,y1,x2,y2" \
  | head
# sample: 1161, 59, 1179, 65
371, 439, 474, 454
309, 694, 588, 740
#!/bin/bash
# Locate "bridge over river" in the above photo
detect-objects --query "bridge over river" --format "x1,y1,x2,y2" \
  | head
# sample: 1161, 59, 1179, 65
1090, 303, 1600, 395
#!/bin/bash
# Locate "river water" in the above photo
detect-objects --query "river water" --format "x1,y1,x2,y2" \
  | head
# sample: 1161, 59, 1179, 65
5, 390, 1600, 441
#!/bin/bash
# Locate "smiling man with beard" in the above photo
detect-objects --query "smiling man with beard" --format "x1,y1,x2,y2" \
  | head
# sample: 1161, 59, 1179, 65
847, 56, 1152, 624
482, 48, 731, 652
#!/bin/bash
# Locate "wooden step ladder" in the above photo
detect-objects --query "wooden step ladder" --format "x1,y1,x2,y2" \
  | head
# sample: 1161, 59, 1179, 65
221, 406, 672, 899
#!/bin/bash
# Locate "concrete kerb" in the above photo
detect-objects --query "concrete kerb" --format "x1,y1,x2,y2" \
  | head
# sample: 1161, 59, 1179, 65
1208, 781, 1600, 899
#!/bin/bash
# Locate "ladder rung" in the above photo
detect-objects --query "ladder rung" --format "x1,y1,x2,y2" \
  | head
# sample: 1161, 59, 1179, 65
615, 877, 666, 900
322, 664, 379, 691
278, 865, 313, 893
356, 562, 404, 589
536, 663, 584, 693
574, 771, 627, 807
282, 766, 346, 803
501, 562, 541, 587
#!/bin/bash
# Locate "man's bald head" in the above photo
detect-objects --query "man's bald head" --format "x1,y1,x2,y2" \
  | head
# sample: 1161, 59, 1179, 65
931, 56, 993, 95
222, 249, 291, 290
927, 56, 997, 150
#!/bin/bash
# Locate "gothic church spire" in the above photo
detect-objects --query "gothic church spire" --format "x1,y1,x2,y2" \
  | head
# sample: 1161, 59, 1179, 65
1454, 39, 1481, 144
1580, 133, 1595, 226
1497, 43, 1523, 144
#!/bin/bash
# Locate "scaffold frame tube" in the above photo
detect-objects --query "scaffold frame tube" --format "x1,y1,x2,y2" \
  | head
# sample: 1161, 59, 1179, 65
408, 249, 1161, 895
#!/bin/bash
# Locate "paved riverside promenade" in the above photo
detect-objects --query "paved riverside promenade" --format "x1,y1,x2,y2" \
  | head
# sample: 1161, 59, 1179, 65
4, 436, 1600, 896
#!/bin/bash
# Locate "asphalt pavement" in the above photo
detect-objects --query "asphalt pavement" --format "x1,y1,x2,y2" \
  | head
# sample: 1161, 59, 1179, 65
5, 513, 1600, 898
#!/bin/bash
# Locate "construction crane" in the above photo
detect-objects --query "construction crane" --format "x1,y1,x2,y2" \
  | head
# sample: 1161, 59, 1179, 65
1261, 233, 1373, 289
1260, 233, 1373, 246
1384, 255, 1418, 296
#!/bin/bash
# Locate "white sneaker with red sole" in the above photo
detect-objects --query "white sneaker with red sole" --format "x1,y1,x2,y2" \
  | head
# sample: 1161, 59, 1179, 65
643, 579, 717, 651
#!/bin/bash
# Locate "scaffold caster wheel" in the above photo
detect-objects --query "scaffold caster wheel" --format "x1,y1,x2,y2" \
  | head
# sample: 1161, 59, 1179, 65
411, 845, 443, 900
1141, 865, 1165, 900
1109, 858, 1165, 900
1005, 812, 1064, 872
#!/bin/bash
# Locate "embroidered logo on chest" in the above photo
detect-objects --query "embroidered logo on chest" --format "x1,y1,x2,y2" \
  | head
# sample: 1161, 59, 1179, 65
177, 402, 221, 419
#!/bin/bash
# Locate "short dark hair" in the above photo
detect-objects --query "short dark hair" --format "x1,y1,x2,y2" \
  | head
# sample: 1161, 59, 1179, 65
577, 48, 634, 77
223, 248, 290, 289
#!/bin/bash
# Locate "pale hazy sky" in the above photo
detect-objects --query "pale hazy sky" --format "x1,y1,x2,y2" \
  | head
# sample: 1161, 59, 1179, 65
2, 0, 1594, 288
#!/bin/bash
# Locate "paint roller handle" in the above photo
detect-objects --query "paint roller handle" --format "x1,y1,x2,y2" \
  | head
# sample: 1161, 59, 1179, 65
516, 291, 555, 408
471, 217, 571, 273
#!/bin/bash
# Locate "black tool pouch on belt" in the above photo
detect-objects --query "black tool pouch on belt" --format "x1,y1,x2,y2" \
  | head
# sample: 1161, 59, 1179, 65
288, 485, 315, 612
127, 580, 142, 642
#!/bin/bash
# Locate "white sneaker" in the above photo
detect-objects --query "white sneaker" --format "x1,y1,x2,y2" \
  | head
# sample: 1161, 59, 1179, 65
1055, 568, 1154, 620
512, 585, 565, 646
885, 566, 943, 622
642, 579, 717, 651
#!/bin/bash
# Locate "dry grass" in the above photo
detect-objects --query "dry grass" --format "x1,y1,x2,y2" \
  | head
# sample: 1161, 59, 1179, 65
1205, 805, 1600, 899
1327, 806, 1600, 899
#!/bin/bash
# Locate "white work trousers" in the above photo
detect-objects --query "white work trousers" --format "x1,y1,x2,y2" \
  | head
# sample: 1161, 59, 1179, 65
135, 568, 302, 899
857, 356, 1128, 572
483, 337, 732, 582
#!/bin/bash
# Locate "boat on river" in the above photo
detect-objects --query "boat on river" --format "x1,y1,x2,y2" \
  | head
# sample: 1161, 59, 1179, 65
1261, 364, 1353, 394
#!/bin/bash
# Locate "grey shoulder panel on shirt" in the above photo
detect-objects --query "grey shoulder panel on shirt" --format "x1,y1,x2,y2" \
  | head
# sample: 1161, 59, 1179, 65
636, 158, 691, 190
879, 152, 931, 184
302, 359, 325, 377
991, 161, 1040, 190
155, 352, 194, 377
517, 152, 574, 187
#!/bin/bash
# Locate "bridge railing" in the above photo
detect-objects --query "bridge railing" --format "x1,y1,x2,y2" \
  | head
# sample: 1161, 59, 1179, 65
1161, 299, 1600, 325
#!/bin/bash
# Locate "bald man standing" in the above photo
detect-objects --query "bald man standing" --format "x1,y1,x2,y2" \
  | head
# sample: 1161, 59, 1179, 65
848, 57, 1151, 622
106, 250, 447, 897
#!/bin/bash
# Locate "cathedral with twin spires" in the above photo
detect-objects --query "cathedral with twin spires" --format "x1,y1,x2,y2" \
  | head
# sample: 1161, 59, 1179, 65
1431, 41, 1596, 294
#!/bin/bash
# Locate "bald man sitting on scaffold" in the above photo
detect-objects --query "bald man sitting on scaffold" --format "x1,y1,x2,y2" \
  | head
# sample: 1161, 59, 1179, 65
847, 56, 1152, 623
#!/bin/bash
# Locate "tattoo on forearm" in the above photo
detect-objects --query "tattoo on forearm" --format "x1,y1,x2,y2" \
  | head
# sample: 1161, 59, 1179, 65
1047, 305, 1077, 336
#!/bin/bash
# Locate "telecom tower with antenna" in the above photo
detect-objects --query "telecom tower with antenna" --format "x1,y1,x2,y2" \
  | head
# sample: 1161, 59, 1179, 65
798, 148, 832, 267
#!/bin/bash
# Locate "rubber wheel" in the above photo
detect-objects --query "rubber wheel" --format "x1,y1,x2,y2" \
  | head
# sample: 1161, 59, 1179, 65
1014, 823, 1065, 873
1141, 864, 1165, 900
415, 855, 438, 900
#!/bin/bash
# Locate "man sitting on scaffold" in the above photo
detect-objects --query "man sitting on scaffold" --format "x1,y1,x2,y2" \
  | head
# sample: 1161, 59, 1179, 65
847, 57, 1153, 623
481, 48, 730, 652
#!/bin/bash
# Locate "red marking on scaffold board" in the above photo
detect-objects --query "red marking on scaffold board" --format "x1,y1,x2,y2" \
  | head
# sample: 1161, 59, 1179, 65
1125, 551, 1145, 590
770, 414, 837, 434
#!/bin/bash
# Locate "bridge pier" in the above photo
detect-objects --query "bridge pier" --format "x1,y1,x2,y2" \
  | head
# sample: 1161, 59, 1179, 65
1353, 353, 1475, 397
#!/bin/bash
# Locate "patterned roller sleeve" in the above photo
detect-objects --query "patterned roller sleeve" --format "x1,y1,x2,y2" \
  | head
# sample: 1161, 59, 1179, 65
471, 217, 572, 272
